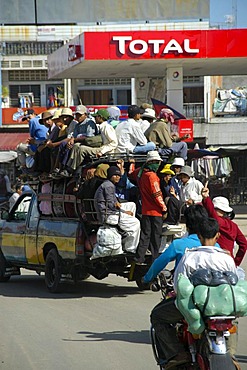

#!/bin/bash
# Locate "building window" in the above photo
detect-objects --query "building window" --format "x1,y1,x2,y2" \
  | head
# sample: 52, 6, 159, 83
9, 85, 41, 107
4, 42, 63, 56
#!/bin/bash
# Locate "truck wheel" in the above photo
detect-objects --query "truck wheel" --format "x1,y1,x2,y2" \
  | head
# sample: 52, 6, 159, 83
0, 250, 10, 282
45, 249, 62, 293
71, 267, 90, 283
136, 277, 151, 291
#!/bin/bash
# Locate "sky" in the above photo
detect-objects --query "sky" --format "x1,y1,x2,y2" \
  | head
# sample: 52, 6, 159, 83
210, 0, 247, 28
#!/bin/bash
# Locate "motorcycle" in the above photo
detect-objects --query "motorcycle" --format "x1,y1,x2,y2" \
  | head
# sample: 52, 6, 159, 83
150, 270, 240, 370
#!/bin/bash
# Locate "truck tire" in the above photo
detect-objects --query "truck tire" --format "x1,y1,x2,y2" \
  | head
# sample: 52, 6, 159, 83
45, 249, 62, 293
0, 250, 10, 282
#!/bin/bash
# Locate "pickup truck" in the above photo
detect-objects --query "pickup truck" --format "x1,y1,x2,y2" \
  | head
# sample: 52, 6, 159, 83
0, 179, 149, 293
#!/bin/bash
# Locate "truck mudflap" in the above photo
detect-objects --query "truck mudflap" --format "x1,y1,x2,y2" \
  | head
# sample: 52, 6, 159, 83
4, 266, 20, 277
88, 253, 151, 281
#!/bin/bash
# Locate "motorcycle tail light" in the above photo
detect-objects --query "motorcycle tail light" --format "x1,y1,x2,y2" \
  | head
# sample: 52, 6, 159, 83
206, 319, 233, 331
229, 325, 237, 334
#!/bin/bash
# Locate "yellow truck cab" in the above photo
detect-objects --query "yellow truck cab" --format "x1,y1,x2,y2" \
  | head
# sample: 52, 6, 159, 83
0, 171, 150, 292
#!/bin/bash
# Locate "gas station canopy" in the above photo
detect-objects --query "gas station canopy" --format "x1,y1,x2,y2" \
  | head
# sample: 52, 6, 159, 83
48, 29, 247, 79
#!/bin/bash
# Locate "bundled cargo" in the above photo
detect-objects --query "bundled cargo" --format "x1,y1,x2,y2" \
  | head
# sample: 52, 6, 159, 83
213, 87, 247, 116
176, 273, 247, 334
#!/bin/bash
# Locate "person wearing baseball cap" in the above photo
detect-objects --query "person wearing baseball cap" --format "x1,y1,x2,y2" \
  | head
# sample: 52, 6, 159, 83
140, 108, 156, 133
170, 157, 185, 198
115, 104, 156, 154
202, 185, 247, 266
73, 105, 98, 142
21, 108, 35, 122
16, 109, 48, 170
94, 165, 140, 253
179, 165, 204, 206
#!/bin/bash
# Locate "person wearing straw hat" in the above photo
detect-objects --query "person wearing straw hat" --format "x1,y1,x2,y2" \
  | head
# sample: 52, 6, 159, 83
44, 109, 68, 171
35, 110, 60, 174
60, 109, 118, 177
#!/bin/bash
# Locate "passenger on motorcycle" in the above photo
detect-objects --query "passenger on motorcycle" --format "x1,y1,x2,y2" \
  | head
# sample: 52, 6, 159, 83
143, 204, 209, 283
145, 215, 237, 369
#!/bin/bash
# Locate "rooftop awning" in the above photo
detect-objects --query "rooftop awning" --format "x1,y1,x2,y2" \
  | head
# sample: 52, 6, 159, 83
0, 151, 17, 163
0, 133, 29, 151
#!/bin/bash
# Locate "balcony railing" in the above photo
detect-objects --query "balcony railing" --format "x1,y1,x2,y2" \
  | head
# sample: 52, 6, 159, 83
183, 103, 204, 119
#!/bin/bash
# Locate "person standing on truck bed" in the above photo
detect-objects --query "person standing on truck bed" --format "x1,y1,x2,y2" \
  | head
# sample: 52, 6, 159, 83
129, 151, 167, 264
94, 166, 140, 253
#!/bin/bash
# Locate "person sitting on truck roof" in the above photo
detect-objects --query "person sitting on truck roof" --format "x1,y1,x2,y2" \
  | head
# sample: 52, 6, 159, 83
16, 109, 48, 171
144, 108, 188, 160
34, 110, 60, 174
94, 166, 140, 253
49, 107, 85, 175
115, 105, 156, 154
60, 109, 118, 177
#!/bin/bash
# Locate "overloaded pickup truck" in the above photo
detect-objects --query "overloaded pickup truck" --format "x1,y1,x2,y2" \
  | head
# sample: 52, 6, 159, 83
0, 175, 150, 293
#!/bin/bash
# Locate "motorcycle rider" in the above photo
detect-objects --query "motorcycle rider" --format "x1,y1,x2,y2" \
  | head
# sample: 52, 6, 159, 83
143, 204, 209, 284
144, 211, 237, 369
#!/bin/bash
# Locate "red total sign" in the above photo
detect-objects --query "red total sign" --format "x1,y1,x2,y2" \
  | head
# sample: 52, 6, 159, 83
84, 29, 247, 60
112, 36, 199, 56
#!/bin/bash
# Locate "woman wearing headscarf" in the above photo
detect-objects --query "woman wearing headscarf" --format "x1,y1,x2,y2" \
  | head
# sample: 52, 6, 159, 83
129, 151, 167, 264
145, 108, 188, 160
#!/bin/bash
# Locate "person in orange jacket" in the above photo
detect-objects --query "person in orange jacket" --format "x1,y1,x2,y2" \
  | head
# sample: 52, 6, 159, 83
129, 151, 167, 264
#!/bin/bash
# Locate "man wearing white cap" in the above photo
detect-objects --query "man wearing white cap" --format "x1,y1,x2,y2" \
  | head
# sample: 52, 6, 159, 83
140, 108, 156, 133
179, 165, 204, 205
170, 157, 185, 198
202, 185, 247, 266
129, 151, 167, 264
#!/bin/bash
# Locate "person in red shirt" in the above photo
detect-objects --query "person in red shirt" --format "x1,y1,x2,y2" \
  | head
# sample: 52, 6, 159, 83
130, 151, 167, 264
201, 184, 247, 266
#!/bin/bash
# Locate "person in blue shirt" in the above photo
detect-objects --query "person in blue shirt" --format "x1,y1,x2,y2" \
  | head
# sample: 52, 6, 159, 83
143, 205, 223, 369
16, 109, 48, 169
143, 204, 209, 284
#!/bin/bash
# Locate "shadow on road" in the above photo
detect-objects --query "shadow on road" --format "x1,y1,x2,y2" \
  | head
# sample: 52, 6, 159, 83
0, 274, 143, 299
65, 329, 151, 344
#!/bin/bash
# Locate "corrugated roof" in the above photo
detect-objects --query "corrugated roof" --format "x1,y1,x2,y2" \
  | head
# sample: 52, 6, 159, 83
0, 133, 29, 151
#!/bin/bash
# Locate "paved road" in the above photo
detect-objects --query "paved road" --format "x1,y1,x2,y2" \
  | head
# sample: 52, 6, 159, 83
0, 211, 246, 370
